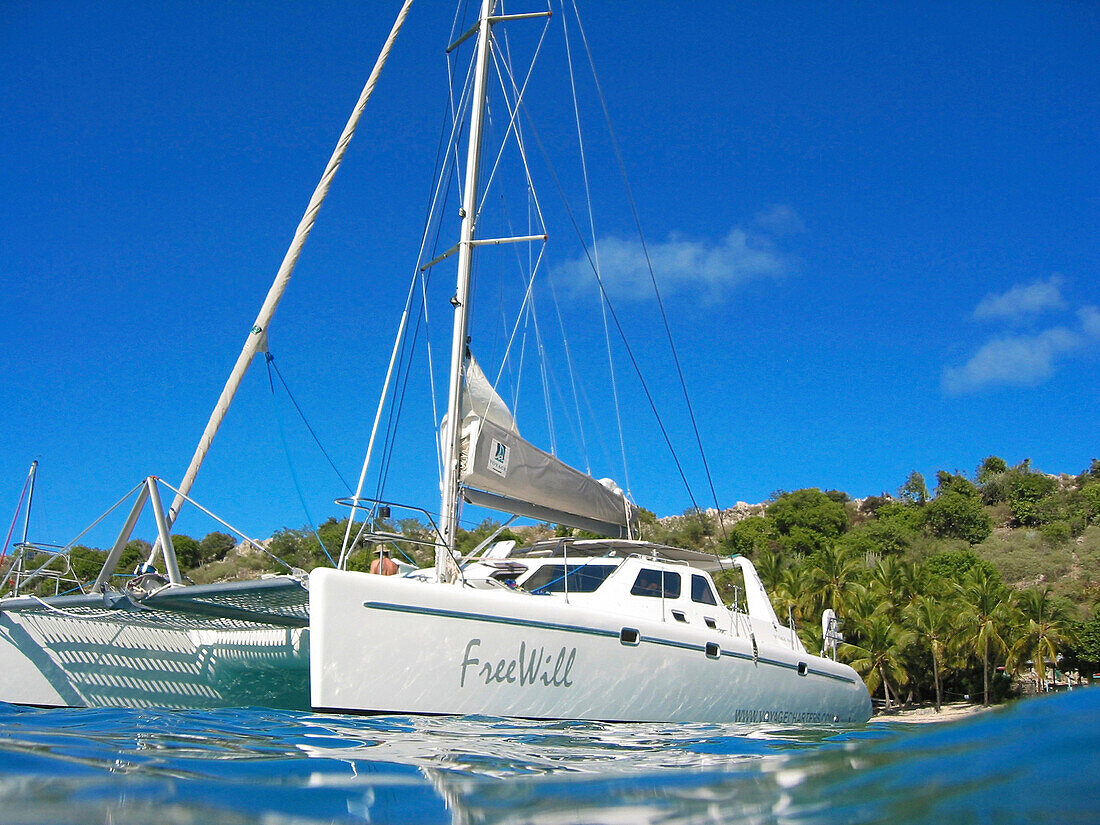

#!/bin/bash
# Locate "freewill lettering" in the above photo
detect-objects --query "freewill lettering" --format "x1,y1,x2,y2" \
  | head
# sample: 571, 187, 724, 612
460, 639, 576, 688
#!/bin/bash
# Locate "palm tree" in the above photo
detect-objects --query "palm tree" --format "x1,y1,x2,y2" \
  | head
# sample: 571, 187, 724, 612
957, 566, 1013, 706
843, 581, 878, 630
753, 548, 784, 593
772, 557, 811, 628
844, 611, 915, 710
808, 543, 861, 616
1008, 587, 1078, 691
906, 595, 953, 712
868, 556, 921, 622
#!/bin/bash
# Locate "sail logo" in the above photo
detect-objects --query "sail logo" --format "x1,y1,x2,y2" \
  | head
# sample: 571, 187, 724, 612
488, 438, 509, 477
460, 638, 576, 688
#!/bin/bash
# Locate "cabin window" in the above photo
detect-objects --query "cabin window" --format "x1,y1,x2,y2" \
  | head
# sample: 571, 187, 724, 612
691, 574, 718, 606
630, 569, 681, 599
524, 564, 617, 594
671, 610, 687, 623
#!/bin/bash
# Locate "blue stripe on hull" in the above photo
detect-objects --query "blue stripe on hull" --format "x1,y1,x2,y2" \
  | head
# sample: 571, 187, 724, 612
363, 600, 857, 685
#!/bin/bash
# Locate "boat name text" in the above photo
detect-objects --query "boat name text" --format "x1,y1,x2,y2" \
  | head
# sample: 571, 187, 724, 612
460, 638, 576, 688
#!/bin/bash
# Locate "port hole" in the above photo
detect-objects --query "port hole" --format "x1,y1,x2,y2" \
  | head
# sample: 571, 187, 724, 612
620, 627, 640, 646
671, 610, 687, 623
797, 661, 808, 676
704, 617, 717, 629
705, 642, 721, 659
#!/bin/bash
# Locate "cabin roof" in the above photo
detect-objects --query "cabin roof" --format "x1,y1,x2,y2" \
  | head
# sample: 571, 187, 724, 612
509, 538, 727, 573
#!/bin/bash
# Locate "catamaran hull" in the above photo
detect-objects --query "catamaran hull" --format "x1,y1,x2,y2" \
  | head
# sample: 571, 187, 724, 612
0, 578, 312, 710
0, 609, 309, 709
310, 568, 872, 723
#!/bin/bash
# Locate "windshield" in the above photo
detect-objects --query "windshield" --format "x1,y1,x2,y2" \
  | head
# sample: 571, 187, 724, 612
523, 564, 618, 594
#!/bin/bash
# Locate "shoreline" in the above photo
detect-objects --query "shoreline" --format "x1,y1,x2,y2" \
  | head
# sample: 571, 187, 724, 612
872, 700, 992, 724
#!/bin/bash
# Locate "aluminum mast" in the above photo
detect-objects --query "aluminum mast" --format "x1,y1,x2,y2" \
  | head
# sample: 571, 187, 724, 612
438, 0, 496, 578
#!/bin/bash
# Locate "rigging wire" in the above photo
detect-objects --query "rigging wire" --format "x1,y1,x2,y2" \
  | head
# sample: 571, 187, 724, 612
494, 20, 560, 456
264, 354, 336, 567
265, 354, 354, 494
0, 462, 35, 573
363, 3, 714, 544
368, 43, 477, 511
512, 82, 705, 518
524, 221, 560, 460
568, 0, 726, 537
476, 12, 552, 222
559, 0, 632, 497
545, 273, 591, 473
340, 80, 469, 560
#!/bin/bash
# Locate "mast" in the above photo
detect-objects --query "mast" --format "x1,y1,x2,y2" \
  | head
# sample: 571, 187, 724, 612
438, 0, 496, 577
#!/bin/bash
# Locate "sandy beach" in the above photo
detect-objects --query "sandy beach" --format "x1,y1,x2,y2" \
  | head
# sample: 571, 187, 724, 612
874, 701, 992, 724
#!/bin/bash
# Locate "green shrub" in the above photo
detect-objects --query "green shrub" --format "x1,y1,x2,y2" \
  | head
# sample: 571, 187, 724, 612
198, 532, 237, 564
925, 549, 997, 584
977, 528, 1074, 588
841, 519, 914, 556
1041, 521, 1073, 546
768, 489, 849, 539
1005, 470, 1059, 526
935, 470, 979, 499
722, 516, 776, 557
874, 501, 926, 532
68, 546, 107, 581
925, 491, 993, 544
1080, 483, 1100, 525
779, 525, 829, 556
977, 456, 1009, 483
171, 535, 201, 569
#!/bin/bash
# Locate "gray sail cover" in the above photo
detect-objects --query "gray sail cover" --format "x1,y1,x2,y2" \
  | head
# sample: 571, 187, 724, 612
460, 415, 637, 536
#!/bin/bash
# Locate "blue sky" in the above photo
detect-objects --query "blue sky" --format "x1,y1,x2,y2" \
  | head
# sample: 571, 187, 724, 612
2, 2, 1097, 550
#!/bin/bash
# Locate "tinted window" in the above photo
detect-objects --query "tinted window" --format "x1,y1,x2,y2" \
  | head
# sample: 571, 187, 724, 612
691, 574, 718, 605
630, 568, 681, 599
524, 564, 617, 594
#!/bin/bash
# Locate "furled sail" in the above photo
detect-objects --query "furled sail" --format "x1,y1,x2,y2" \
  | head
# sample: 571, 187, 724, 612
461, 356, 517, 433
454, 358, 637, 537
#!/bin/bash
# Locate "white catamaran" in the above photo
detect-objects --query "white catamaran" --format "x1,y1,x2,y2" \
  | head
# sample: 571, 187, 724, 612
2, 1, 870, 723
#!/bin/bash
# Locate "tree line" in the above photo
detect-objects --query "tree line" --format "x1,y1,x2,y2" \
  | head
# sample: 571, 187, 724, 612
683, 457, 1100, 709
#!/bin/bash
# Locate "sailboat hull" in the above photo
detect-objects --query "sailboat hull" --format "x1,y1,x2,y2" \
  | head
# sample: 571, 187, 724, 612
0, 579, 311, 710
310, 568, 871, 723
0, 611, 309, 709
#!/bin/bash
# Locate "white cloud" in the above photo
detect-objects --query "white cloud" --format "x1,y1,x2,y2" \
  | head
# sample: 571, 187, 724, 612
1079, 304, 1100, 338
942, 327, 1082, 394
552, 224, 794, 302
973, 274, 1066, 322
943, 299, 1099, 395
753, 204, 805, 235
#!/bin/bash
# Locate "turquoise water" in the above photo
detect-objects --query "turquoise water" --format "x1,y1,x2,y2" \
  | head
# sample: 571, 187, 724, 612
1, 689, 1097, 824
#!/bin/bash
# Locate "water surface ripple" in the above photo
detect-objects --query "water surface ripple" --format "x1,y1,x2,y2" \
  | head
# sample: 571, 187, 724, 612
1, 689, 1096, 824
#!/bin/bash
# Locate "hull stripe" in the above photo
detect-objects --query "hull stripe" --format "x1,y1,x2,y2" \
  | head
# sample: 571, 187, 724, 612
362, 600, 856, 685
